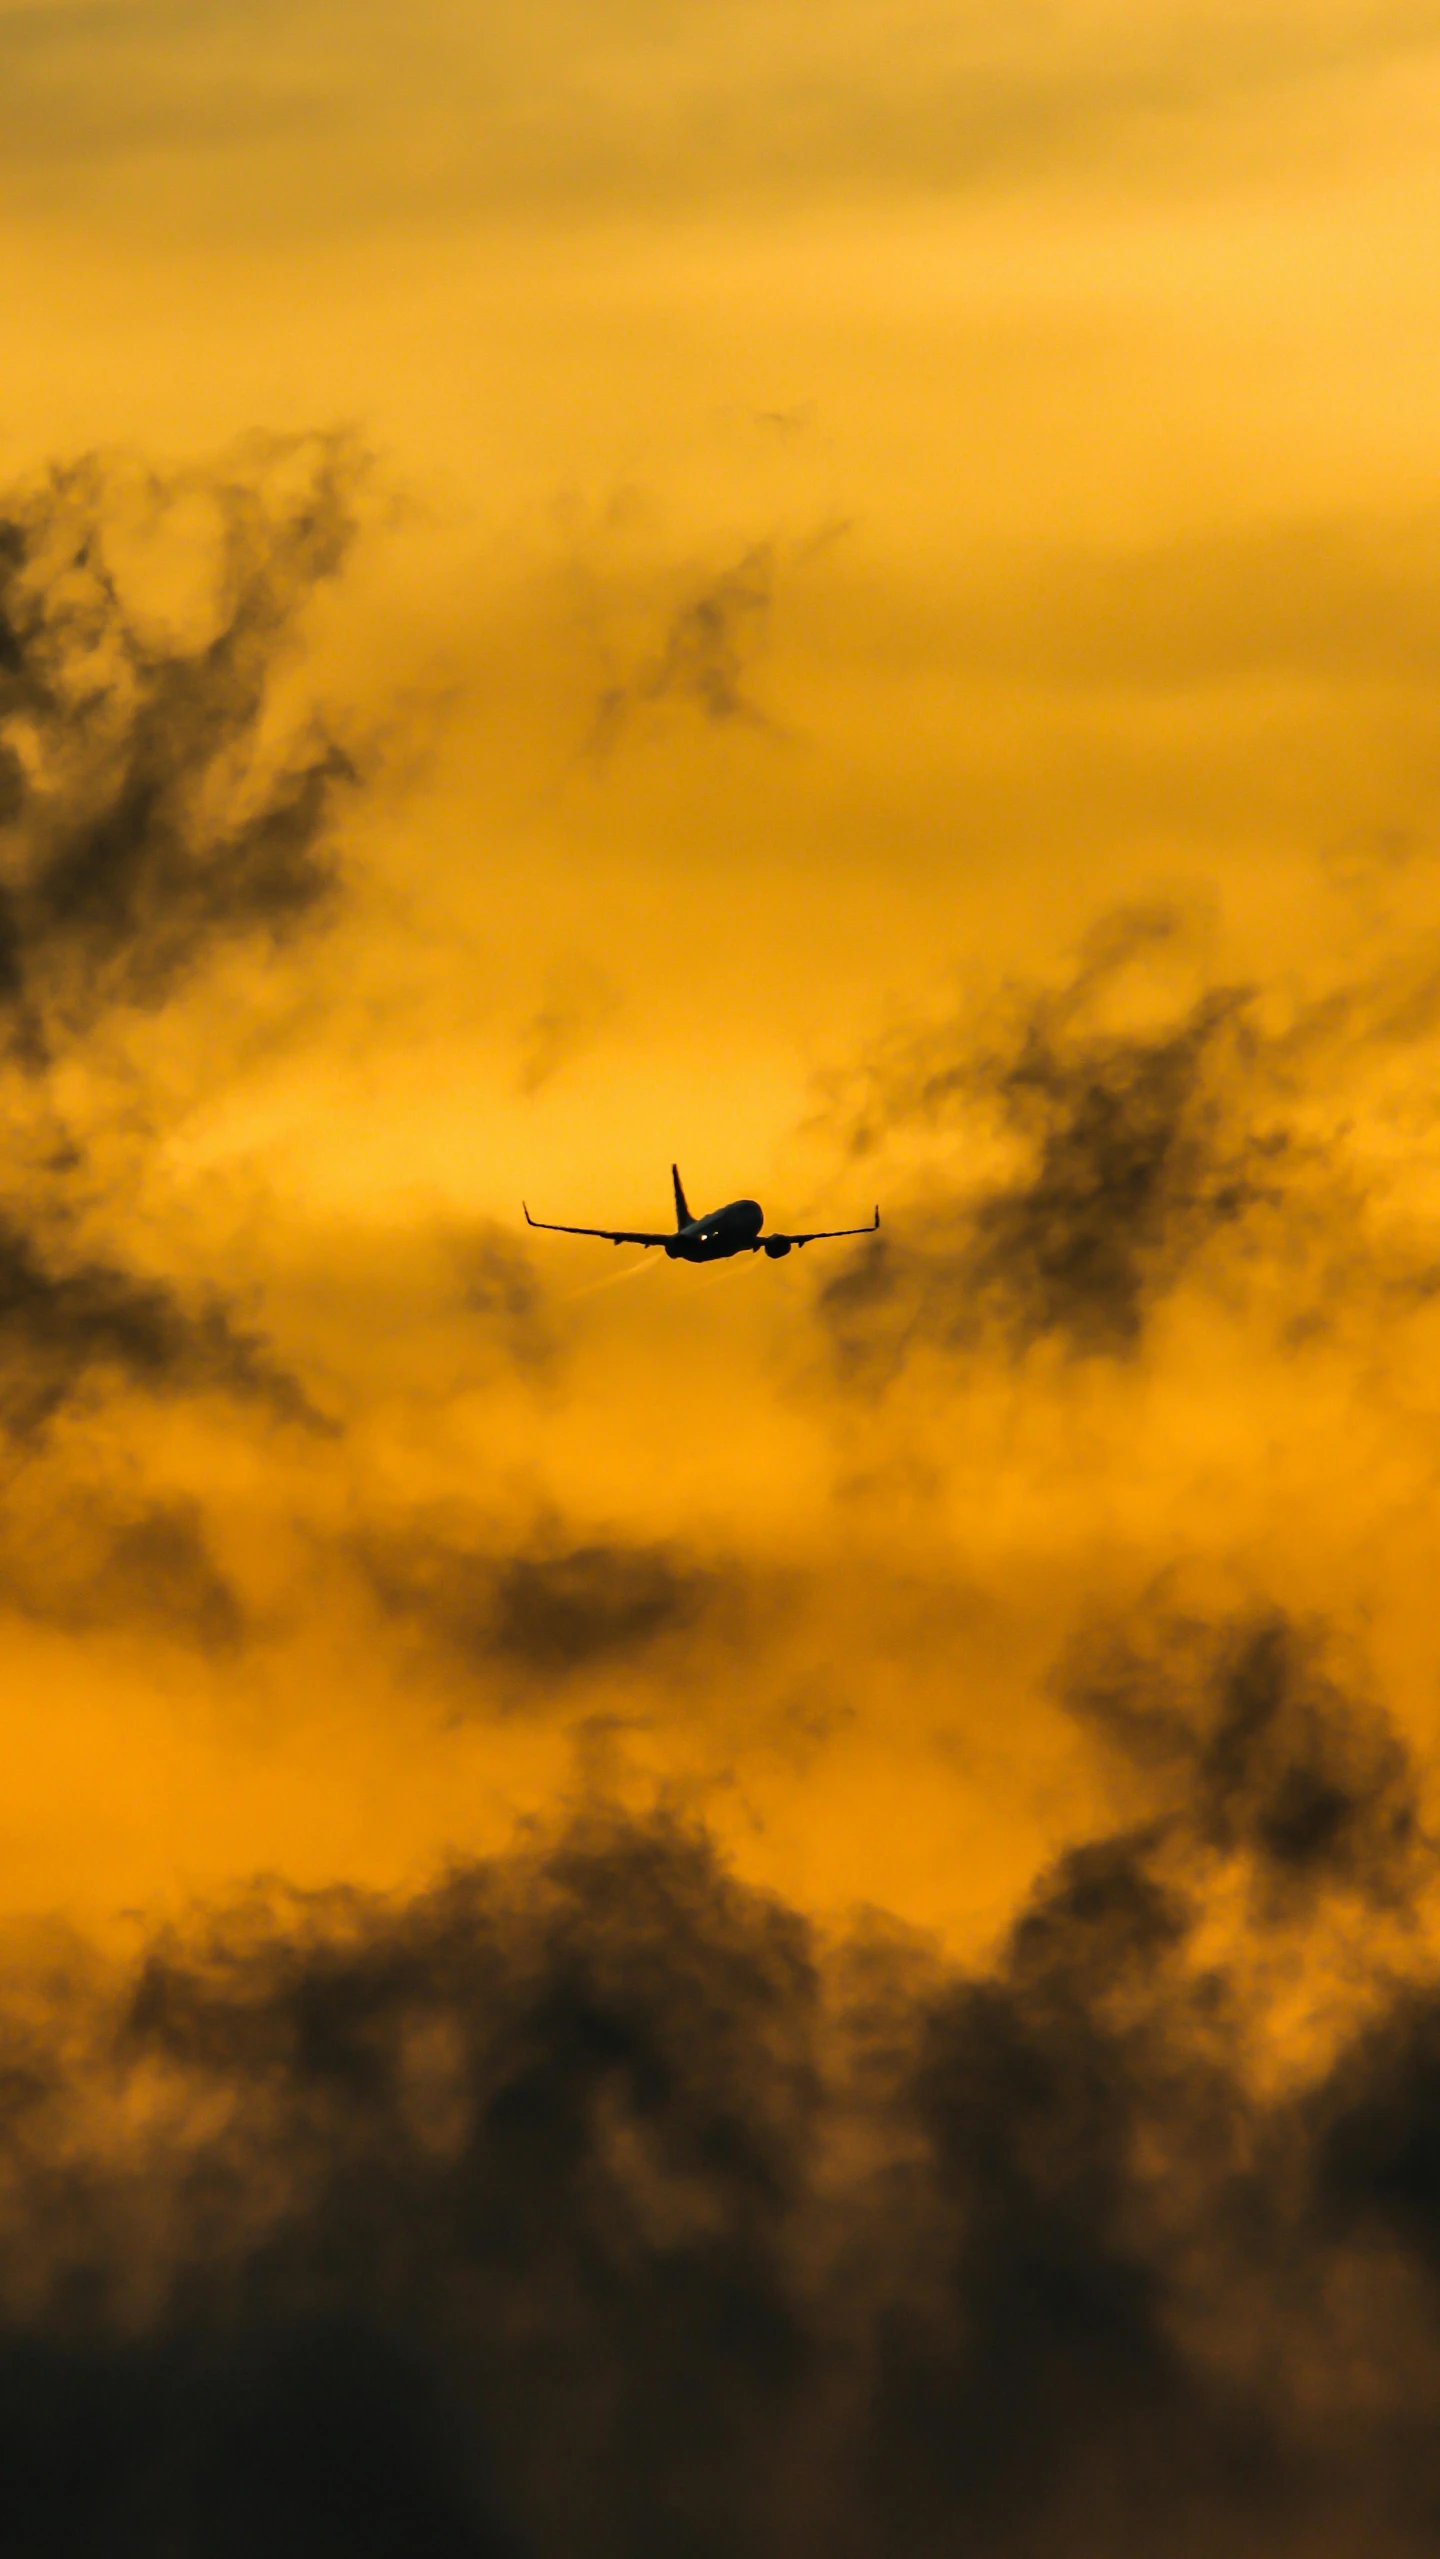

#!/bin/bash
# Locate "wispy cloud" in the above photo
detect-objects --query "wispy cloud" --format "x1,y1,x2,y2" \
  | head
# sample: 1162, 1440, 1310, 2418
588, 547, 777, 757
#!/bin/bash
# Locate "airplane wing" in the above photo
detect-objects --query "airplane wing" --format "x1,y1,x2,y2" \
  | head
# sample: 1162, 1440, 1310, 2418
769, 1208, 881, 1248
523, 1206, 674, 1247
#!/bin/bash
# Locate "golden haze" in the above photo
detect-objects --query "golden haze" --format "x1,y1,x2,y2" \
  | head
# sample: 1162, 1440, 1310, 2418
1, 1, 1440, 1936
2, 11, 1440, 2549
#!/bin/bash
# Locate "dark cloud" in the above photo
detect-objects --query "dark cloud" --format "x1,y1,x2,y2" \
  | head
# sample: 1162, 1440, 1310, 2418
0, 1602, 1435, 2549
32, 1814, 821, 2559
818, 914, 1316, 1381
590, 546, 775, 753
490, 1544, 712, 1675
358, 1520, 723, 1693
0, 432, 365, 1049
0, 436, 366, 1485
0, 1211, 321, 1439
1312, 1989, 1440, 2285
0, 1487, 243, 1651
91, 1500, 245, 1651
0, 434, 374, 1675
454, 1226, 556, 1373
1063, 1604, 1428, 1913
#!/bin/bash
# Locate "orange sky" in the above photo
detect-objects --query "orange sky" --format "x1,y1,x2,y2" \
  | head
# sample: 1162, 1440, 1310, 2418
3, 0, 1440, 1967
16, 18, 1440, 2555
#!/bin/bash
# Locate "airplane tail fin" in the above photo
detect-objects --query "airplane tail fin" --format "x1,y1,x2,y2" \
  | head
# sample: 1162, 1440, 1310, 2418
672, 1163, 693, 1229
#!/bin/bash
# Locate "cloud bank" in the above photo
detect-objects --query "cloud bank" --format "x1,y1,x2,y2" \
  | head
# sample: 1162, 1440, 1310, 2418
1, 1596, 1439, 2554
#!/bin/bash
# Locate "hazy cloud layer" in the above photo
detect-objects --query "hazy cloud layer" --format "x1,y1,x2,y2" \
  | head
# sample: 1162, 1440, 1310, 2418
826, 503, 1440, 695
6, 0, 1440, 231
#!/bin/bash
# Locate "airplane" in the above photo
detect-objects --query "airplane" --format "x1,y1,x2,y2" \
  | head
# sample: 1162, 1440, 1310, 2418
523, 1164, 880, 1262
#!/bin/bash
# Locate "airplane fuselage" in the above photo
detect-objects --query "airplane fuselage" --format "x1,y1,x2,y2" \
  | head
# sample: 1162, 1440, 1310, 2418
665, 1199, 765, 1261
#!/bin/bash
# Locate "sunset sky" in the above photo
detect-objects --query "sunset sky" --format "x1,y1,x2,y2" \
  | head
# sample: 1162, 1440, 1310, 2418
7, 5, 1440, 2549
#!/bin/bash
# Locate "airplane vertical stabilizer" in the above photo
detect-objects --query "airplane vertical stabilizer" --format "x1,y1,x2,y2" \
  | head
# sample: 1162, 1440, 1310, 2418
671, 1164, 693, 1229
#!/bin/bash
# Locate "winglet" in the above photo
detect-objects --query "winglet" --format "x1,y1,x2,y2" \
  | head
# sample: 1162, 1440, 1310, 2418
523, 1203, 535, 1225
874, 1206, 880, 1228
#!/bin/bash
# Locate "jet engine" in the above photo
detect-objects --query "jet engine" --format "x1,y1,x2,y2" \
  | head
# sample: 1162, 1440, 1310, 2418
763, 1235, 792, 1258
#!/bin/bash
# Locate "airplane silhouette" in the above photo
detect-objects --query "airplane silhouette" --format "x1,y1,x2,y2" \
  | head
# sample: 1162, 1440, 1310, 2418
524, 1164, 879, 1262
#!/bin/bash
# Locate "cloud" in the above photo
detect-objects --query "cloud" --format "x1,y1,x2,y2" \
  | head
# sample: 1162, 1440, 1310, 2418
812, 908, 1440, 1390
489, 1544, 714, 1676
1312, 1988, 1440, 2297
54, 1811, 819, 2556
357, 1518, 727, 1696
819, 912, 1304, 1380
0, 1605, 1437, 2554
0, 1211, 321, 1438
1062, 1603, 1428, 1912
0, 1486, 243, 1649
4, 0, 1437, 236
0, 433, 381, 1653
0, 432, 365, 1050
589, 547, 776, 755
0, 436, 372, 1442
453, 1225, 557, 1374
